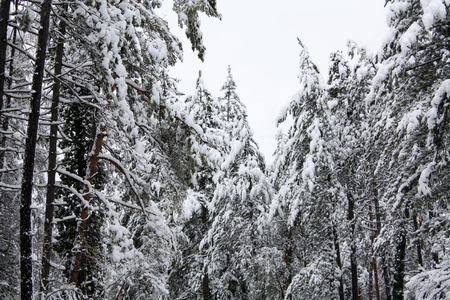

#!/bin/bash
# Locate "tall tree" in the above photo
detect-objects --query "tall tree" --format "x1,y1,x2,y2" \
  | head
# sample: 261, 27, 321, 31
40, 5, 66, 291
366, 0, 449, 298
204, 66, 272, 299
270, 40, 345, 299
168, 71, 226, 299
19, 0, 52, 297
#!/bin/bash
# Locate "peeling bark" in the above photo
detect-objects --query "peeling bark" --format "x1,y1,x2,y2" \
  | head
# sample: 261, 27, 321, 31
69, 125, 105, 285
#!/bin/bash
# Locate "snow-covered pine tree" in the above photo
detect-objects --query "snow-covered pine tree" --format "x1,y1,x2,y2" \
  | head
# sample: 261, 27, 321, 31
0, 0, 222, 297
366, 1, 449, 298
172, 0, 220, 61
202, 66, 272, 299
167, 71, 226, 299
270, 40, 348, 299
326, 44, 392, 300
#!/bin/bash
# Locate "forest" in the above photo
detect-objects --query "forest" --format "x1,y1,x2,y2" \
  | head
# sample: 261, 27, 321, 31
0, 0, 448, 299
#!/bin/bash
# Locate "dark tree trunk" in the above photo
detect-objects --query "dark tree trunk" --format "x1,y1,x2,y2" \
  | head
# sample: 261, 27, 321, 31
333, 224, 345, 300
392, 228, 406, 300
369, 202, 381, 300
40, 13, 66, 292
0, 0, 10, 108
0, 0, 11, 173
347, 193, 358, 300
373, 190, 392, 300
20, 0, 52, 298
202, 272, 212, 300
412, 215, 423, 267
285, 227, 294, 291
201, 204, 212, 300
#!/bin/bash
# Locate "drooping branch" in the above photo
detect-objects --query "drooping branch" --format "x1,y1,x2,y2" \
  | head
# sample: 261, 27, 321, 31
97, 154, 159, 215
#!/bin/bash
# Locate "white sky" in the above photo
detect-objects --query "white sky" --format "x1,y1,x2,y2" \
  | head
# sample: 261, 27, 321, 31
161, 0, 389, 164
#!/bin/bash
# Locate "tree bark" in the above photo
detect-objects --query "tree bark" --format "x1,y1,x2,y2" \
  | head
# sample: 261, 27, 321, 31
0, 0, 10, 110
202, 272, 212, 300
20, 0, 52, 297
347, 192, 358, 300
0, 0, 11, 174
392, 229, 406, 300
285, 227, 294, 292
333, 224, 345, 300
69, 125, 105, 285
200, 204, 212, 300
373, 189, 392, 300
40, 13, 66, 293
412, 214, 423, 267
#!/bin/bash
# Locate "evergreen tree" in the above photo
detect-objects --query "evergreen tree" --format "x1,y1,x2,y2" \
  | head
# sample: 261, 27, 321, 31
204, 66, 272, 299
168, 71, 226, 299
270, 40, 341, 298
366, 0, 449, 298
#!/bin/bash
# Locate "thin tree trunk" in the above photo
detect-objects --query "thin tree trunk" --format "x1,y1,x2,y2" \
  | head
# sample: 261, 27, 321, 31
69, 125, 105, 285
369, 259, 373, 300
373, 258, 381, 300
373, 188, 392, 300
392, 228, 406, 300
0, 0, 11, 174
40, 13, 66, 293
412, 214, 423, 267
0, 0, 10, 108
20, 0, 52, 297
348, 192, 358, 300
202, 272, 212, 300
333, 224, 345, 300
201, 204, 212, 300
285, 227, 294, 292
369, 203, 381, 300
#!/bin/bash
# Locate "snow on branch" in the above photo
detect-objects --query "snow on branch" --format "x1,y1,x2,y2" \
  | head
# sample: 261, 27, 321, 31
97, 154, 158, 216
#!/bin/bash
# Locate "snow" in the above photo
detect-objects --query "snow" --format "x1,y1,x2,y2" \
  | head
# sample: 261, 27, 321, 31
302, 155, 316, 192
421, 0, 447, 30
386, 1, 411, 27
182, 190, 203, 220
327, 99, 338, 110
399, 22, 422, 55
397, 108, 424, 135
418, 162, 436, 196
427, 79, 450, 130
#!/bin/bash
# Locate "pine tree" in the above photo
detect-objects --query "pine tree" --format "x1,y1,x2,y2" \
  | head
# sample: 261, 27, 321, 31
270, 40, 340, 298
204, 66, 272, 299
168, 71, 226, 299
366, 1, 449, 298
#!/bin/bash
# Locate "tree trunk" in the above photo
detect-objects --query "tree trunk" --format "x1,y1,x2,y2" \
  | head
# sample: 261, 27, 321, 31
369, 203, 381, 300
373, 189, 392, 300
69, 125, 105, 285
201, 204, 212, 300
285, 227, 294, 291
392, 228, 406, 300
0, 0, 11, 173
40, 13, 66, 293
20, 0, 52, 297
333, 224, 345, 300
0, 0, 10, 110
373, 258, 381, 300
412, 215, 423, 267
347, 192, 358, 300
202, 272, 212, 300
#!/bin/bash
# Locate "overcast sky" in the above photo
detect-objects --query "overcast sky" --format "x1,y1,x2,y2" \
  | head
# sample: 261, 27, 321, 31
161, 0, 389, 164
